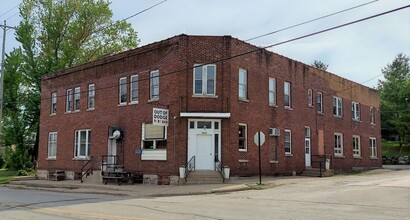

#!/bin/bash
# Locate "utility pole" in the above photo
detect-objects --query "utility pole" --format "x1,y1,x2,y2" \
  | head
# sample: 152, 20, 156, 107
0, 20, 17, 134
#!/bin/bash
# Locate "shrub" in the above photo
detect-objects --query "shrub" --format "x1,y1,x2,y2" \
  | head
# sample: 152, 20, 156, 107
17, 169, 29, 176
0, 154, 5, 169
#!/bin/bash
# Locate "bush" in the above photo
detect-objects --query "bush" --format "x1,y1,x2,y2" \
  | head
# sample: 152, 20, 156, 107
17, 169, 29, 176
0, 154, 5, 169
4, 145, 33, 170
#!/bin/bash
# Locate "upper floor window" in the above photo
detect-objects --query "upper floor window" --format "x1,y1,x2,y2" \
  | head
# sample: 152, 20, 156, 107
119, 77, 127, 104
317, 92, 323, 113
74, 87, 80, 111
66, 89, 73, 112
88, 84, 95, 110
370, 107, 375, 125
284, 82, 291, 108
51, 92, 57, 115
150, 70, 159, 100
48, 132, 57, 159
370, 137, 377, 158
284, 129, 292, 154
74, 129, 91, 158
269, 78, 276, 106
333, 96, 343, 117
239, 69, 247, 100
308, 89, 313, 107
239, 124, 247, 152
353, 135, 361, 157
130, 75, 138, 103
193, 64, 216, 96
334, 132, 343, 156
352, 101, 360, 121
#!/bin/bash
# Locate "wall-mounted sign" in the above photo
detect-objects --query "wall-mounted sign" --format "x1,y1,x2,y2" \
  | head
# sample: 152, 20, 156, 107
135, 149, 142, 155
153, 108, 169, 126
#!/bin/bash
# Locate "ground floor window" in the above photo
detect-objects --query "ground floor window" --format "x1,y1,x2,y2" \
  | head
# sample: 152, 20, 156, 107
142, 123, 167, 149
370, 137, 377, 158
74, 130, 91, 158
334, 132, 343, 156
239, 124, 247, 151
48, 132, 57, 159
284, 129, 292, 155
353, 135, 361, 157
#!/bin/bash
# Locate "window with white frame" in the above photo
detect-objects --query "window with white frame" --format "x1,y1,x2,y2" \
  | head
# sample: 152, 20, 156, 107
66, 89, 73, 112
74, 130, 91, 158
352, 101, 360, 121
353, 135, 361, 157
74, 87, 80, 111
150, 70, 159, 100
370, 137, 377, 158
239, 69, 247, 100
333, 96, 343, 117
284, 129, 292, 154
119, 77, 127, 104
269, 78, 276, 106
130, 75, 138, 103
238, 124, 247, 151
193, 64, 216, 96
48, 132, 57, 158
284, 82, 291, 108
370, 107, 375, 125
308, 89, 313, 107
142, 123, 166, 149
317, 92, 323, 113
51, 92, 57, 115
88, 84, 95, 109
334, 132, 343, 156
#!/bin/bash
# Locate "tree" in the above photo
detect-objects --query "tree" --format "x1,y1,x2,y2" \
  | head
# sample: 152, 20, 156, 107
1, 0, 139, 165
312, 60, 328, 71
378, 53, 410, 147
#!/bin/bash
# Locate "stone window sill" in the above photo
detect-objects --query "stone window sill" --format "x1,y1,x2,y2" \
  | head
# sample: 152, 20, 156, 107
238, 159, 249, 163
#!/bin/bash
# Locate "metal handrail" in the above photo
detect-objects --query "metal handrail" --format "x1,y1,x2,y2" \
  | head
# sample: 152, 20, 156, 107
311, 154, 332, 177
215, 158, 225, 183
80, 156, 94, 183
185, 156, 195, 180
101, 155, 118, 174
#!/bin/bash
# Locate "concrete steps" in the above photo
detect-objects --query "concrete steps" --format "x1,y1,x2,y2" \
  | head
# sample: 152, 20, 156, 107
186, 170, 223, 184
301, 168, 334, 177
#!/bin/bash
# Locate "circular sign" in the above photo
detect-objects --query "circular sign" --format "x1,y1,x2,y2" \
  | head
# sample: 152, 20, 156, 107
254, 131, 266, 146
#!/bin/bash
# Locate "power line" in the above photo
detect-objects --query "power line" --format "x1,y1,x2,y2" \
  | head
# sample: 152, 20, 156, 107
0, 3, 19, 18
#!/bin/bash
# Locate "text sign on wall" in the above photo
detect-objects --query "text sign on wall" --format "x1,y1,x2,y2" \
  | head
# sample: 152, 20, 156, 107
153, 108, 169, 126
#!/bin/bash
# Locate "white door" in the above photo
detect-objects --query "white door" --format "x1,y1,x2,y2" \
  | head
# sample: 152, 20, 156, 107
195, 134, 214, 170
107, 139, 117, 166
305, 139, 311, 167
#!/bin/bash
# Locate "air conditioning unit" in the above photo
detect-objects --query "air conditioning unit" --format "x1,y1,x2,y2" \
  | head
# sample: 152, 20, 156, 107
269, 128, 280, 136
108, 127, 123, 140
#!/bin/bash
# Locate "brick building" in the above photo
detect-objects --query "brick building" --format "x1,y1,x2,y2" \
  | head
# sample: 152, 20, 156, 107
38, 35, 381, 181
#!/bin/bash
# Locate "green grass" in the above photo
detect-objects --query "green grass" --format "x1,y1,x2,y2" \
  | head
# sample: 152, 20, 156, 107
0, 169, 17, 184
382, 141, 410, 157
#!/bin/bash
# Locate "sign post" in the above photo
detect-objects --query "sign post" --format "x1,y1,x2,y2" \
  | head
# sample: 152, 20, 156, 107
254, 131, 265, 185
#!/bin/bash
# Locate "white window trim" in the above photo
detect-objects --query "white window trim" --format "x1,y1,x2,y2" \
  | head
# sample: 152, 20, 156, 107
284, 82, 291, 108
74, 129, 91, 159
87, 84, 95, 110
333, 96, 343, 117
308, 89, 313, 107
352, 101, 360, 121
370, 137, 377, 158
51, 92, 57, 115
130, 75, 139, 104
239, 69, 247, 100
119, 77, 127, 105
66, 89, 73, 113
141, 123, 167, 150
193, 64, 217, 96
47, 132, 57, 159
150, 70, 159, 101
334, 132, 344, 156
74, 87, 80, 111
239, 123, 247, 152
353, 135, 361, 157
269, 78, 276, 106
284, 129, 292, 155
317, 92, 323, 114
370, 107, 375, 125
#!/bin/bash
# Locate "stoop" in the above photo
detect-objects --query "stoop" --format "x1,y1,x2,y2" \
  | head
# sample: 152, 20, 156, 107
185, 170, 224, 184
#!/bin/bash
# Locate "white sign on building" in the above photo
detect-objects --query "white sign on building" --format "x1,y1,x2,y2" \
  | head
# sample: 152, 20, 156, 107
153, 108, 169, 126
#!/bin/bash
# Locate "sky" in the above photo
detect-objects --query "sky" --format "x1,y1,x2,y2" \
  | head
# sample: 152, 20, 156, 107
1, 0, 409, 88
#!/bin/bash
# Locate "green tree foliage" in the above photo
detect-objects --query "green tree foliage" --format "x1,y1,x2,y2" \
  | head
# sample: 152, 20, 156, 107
312, 60, 328, 71
378, 53, 410, 147
1, 0, 139, 164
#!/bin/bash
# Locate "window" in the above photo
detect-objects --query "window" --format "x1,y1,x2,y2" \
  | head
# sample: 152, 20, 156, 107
239, 69, 247, 100
308, 89, 313, 107
66, 89, 73, 112
305, 127, 311, 155
352, 101, 360, 121
317, 92, 323, 113
150, 70, 159, 100
370, 107, 375, 125
370, 137, 377, 158
74, 130, 91, 158
119, 77, 127, 104
334, 133, 343, 156
48, 132, 57, 158
51, 92, 57, 115
284, 130, 292, 154
142, 123, 166, 150
88, 84, 95, 109
333, 96, 343, 117
239, 124, 247, 151
284, 82, 291, 108
130, 75, 138, 103
74, 87, 80, 111
193, 64, 216, 96
353, 135, 361, 157
269, 78, 276, 106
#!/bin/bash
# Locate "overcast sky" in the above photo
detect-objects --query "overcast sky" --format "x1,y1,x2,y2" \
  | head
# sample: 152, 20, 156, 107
1, 0, 409, 88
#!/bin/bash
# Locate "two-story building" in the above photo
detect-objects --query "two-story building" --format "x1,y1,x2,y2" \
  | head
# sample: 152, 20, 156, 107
38, 34, 381, 183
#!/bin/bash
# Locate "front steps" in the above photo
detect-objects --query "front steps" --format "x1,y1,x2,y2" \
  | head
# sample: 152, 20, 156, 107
185, 170, 224, 184
302, 168, 334, 177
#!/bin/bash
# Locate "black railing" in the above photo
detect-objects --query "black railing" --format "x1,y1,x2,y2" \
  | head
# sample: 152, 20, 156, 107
80, 156, 94, 183
185, 156, 195, 180
311, 154, 333, 177
215, 159, 225, 183
101, 155, 118, 174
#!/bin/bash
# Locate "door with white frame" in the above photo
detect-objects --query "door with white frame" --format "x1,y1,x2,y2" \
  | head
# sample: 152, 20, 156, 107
107, 139, 117, 166
305, 127, 311, 167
